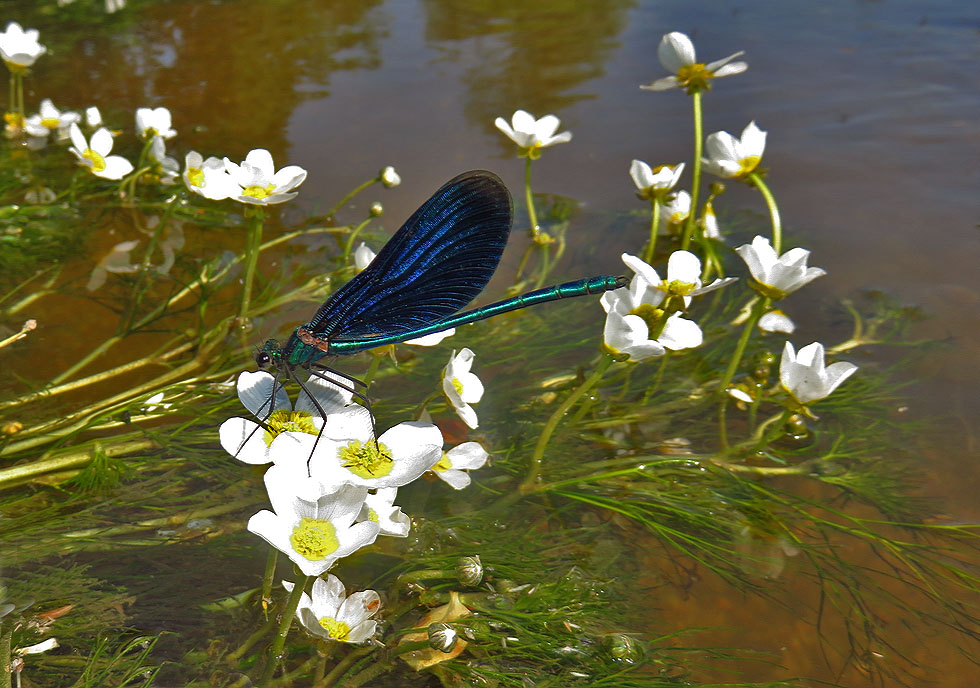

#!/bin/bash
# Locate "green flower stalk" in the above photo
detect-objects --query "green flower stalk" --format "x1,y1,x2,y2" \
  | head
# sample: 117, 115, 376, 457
629, 159, 685, 262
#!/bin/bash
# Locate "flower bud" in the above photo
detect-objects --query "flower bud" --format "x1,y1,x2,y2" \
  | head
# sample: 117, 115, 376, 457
369, 201, 384, 217
380, 166, 400, 188
603, 633, 643, 664
455, 555, 483, 587
784, 413, 808, 438
427, 622, 458, 653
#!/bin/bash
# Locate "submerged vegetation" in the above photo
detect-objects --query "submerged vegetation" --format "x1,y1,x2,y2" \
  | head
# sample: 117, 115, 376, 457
0, 14, 977, 688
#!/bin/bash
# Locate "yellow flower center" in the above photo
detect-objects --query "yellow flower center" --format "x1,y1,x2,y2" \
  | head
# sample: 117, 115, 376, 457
737, 155, 761, 178
675, 62, 715, 93
432, 452, 452, 473
630, 303, 666, 335
3, 112, 24, 127
187, 167, 205, 188
339, 440, 393, 479
318, 616, 351, 641
41, 117, 60, 129
366, 506, 379, 522
262, 408, 317, 447
659, 279, 697, 298
289, 517, 339, 561
241, 183, 277, 199
451, 377, 464, 396
82, 148, 106, 172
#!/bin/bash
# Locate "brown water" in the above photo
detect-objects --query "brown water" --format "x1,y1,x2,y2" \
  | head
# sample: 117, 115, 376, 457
6, 0, 980, 684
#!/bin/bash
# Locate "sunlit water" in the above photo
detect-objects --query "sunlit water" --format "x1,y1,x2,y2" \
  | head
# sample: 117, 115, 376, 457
3, 0, 978, 684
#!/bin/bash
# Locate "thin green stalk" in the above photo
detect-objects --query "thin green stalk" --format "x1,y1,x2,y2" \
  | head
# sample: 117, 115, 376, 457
0, 624, 12, 688
0, 437, 158, 490
524, 156, 539, 237
342, 217, 373, 263
261, 549, 278, 615
716, 296, 770, 393
322, 176, 379, 222
641, 198, 661, 263
520, 354, 615, 493
238, 208, 265, 327
260, 573, 310, 687
320, 646, 374, 687
7, 72, 15, 122
748, 172, 782, 254
533, 241, 550, 289
680, 90, 703, 250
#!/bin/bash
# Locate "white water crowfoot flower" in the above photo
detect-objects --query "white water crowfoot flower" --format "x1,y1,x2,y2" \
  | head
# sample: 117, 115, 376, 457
358, 487, 410, 537
135, 107, 176, 139
0, 22, 46, 70
759, 309, 795, 334
736, 235, 826, 299
183, 151, 237, 200
443, 348, 484, 428
780, 341, 857, 406
641, 31, 746, 94
353, 242, 376, 272
84, 106, 102, 129
660, 189, 691, 228
600, 252, 734, 360
405, 328, 455, 346
25, 99, 80, 139
224, 149, 307, 205
630, 160, 684, 200
380, 165, 400, 188
218, 370, 352, 464
282, 575, 380, 643
431, 442, 489, 490
248, 476, 378, 577
703, 121, 766, 179
68, 124, 134, 180
149, 136, 179, 184
494, 109, 572, 159
268, 404, 443, 497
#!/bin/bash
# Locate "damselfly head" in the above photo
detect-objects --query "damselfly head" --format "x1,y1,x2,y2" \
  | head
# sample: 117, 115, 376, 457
255, 339, 282, 370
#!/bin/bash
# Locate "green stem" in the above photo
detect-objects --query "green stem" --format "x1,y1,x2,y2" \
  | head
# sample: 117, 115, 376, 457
1, 624, 12, 688
748, 172, 782, 254
322, 176, 379, 222
520, 354, 615, 493
261, 549, 278, 615
238, 208, 266, 327
680, 90, 703, 251
641, 198, 661, 263
342, 217, 373, 264
524, 156, 539, 237
716, 296, 770, 394
261, 574, 310, 687
533, 241, 550, 289
320, 646, 374, 687
362, 354, 382, 386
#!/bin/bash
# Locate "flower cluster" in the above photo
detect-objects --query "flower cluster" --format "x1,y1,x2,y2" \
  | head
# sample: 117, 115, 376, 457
219, 355, 488, 643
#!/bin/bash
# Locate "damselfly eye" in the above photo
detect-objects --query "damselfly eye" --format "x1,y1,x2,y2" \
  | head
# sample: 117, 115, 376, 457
255, 352, 272, 369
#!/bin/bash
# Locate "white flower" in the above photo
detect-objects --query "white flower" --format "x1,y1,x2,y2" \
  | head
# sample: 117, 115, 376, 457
641, 31, 746, 93
105, 0, 127, 13
405, 329, 455, 346
68, 124, 134, 180
224, 149, 307, 205
268, 404, 443, 497
442, 348, 484, 429
282, 575, 380, 644
430, 442, 489, 490
84, 106, 102, 128
0, 22, 46, 69
660, 189, 691, 226
600, 252, 733, 360
218, 370, 352, 465
494, 109, 572, 158
149, 136, 179, 184
630, 160, 684, 200
248, 476, 378, 577
779, 341, 857, 405
700, 200, 722, 240
24, 99, 80, 139
358, 487, 410, 537
380, 165, 400, 188
135, 106, 176, 139
703, 121, 766, 179
735, 235, 826, 299
183, 151, 237, 200
141, 392, 172, 414
759, 309, 795, 334
86, 239, 140, 291
354, 242, 375, 271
